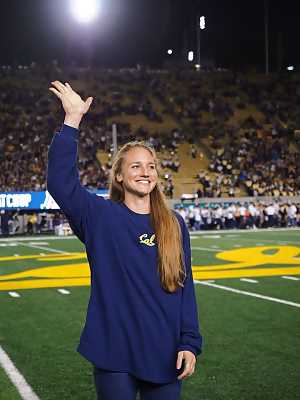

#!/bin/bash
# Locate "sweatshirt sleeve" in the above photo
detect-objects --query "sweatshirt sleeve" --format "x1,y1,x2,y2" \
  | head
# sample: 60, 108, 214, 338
47, 124, 92, 243
177, 216, 203, 357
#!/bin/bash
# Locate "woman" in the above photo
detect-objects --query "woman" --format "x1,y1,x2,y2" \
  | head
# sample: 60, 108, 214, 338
47, 81, 202, 400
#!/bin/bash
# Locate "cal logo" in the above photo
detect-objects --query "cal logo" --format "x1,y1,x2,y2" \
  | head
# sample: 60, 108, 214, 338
139, 233, 156, 247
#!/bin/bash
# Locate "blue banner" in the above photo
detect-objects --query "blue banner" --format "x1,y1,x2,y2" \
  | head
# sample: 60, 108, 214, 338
0, 190, 108, 210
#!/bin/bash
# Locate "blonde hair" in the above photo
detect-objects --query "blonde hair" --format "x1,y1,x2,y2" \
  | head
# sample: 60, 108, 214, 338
109, 141, 186, 293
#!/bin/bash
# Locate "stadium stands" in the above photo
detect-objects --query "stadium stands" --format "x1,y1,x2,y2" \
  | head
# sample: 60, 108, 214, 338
1, 64, 300, 234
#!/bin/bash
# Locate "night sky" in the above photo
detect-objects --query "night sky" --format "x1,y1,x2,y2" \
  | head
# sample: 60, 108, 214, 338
0, 0, 299, 71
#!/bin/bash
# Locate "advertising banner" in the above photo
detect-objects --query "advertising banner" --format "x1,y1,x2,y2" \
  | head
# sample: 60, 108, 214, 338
0, 190, 108, 210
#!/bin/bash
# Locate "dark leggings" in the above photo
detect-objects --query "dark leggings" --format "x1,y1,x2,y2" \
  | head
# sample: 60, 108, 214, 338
93, 367, 182, 400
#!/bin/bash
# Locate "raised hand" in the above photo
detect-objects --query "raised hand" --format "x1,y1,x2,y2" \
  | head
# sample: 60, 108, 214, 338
49, 81, 93, 128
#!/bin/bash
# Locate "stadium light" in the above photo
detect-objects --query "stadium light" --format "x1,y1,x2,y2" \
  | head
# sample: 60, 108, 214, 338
199, 16, 206, 30
188, 51, 194, 62
287, 66, 294, 71
70, 0, 100, 24
167, 49, 173, 55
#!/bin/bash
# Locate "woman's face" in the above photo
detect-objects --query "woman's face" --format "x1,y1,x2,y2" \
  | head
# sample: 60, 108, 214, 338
117, 147, 158, 198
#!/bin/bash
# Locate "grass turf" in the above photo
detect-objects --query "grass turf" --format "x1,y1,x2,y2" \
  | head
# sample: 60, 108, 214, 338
0, 229, 299, 399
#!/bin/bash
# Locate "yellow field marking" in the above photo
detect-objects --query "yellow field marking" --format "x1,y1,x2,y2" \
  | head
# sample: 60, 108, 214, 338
193, 246, 300, 271
0, 246, 300, 291
0, 278, 90, 291
0, 263, 89, 281
193, 266, 300, 280
0, 252, 86, 263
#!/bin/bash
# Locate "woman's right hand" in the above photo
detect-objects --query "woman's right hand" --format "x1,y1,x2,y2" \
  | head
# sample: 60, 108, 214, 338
49, 81, 93, 128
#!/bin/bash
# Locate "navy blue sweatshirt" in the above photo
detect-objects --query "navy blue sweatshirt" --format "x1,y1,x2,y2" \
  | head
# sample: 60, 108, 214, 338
47, 124, 202, 384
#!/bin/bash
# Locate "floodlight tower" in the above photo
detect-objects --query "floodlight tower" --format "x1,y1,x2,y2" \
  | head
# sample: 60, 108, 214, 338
197, 15, 206, 68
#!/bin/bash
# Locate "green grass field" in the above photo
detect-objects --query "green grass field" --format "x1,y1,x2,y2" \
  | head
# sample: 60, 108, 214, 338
0, 229, 299, 400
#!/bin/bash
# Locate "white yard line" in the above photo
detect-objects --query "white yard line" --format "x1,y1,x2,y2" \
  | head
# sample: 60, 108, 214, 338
0, 345, 40, 400
57, 289, 70, 295
194, 280, 300, 308
8, 292, 21, 298
281, 276, 300, 281
18, 243, 69, 255
240, 278, 258, 283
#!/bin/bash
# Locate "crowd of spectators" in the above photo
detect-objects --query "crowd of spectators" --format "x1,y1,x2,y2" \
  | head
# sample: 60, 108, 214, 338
1, 200, 299, 236
0, 78, 108, 191
177, 201, 300, 231
208, 129, 300, 197
0, 210, 70, 236
196, 169, 241, 198
0, 65, 190, 197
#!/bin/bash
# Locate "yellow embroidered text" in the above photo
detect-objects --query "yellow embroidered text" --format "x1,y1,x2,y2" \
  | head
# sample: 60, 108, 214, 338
139, 234, 156, 247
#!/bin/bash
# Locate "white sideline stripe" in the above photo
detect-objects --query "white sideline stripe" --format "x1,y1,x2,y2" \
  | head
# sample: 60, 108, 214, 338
8, 292, 21, 298
240, 278, 258, 283
282, 276, 300, 281
191, 227, 300, 235
28, 242, 49, 246
0, 227, 300, 242
0, 345, 40, 400
19, 243, 69, 255
194, 280, 300, 308
193, 246, 221, 252
202, 235, 221, 239
225, 237, 300, 245
57, 289, 70, 295
0, 236, 76, 242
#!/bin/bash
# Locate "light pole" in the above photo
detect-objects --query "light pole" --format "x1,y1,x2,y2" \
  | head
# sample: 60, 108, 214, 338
264, 0, 269, 75
197, 15, 206, 67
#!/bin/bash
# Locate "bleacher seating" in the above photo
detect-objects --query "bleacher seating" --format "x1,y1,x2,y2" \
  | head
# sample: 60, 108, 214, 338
1, 64, 300, 198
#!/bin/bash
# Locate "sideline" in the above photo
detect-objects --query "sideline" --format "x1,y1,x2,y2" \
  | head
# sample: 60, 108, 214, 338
0, 236, 75, 242
0, 345, 40, 400
19, 242, 69, 254
190, 227, 300, 235
195, 280, 300, 308
192, 246, 221, 252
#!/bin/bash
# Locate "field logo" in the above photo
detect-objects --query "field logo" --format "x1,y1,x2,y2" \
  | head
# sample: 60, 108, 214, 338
0, 246, 300, 291
192, 246, 300, 280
